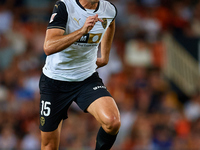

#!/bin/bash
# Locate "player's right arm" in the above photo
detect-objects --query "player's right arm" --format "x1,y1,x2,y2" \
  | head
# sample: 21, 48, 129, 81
44, 28, 83, 56
44, 1, 102, 56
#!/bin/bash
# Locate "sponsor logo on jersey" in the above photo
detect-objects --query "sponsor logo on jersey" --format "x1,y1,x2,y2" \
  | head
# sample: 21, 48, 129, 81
77, 33, 89, 43
74, 18, 81, 25
101, 18, 107, 29
93, 86, 106, 90
49, 13, 57, 23
40, 117, 45, 126
77, 33, 102, 43
88, 33, 102, 43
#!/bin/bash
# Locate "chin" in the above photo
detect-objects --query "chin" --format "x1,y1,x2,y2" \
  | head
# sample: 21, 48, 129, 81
89, 0, 99, 3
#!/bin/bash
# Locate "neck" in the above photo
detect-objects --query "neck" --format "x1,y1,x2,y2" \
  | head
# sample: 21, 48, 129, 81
79, 0, 98, 9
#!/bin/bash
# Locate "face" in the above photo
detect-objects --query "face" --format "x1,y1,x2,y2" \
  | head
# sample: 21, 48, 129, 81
87, 0, 99, 4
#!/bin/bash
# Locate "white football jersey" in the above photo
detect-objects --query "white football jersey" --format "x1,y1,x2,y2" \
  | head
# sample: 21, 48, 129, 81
43, 0, 117, 81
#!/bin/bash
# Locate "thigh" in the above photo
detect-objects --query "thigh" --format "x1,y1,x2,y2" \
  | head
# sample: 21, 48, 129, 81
41, 120, 63, 150
75, 72, 112, 112
86, 96, 120, 126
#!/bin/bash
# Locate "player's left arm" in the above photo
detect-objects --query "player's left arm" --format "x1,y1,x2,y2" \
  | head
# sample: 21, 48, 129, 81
96, 20, 115, 68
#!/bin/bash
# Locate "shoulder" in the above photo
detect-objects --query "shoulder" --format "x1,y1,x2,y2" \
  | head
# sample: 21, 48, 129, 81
100, 0, 117, 19
53, 0, 67, 12
55, 0, 66, 6
60, 0, 77, 14
47, 0, 68, 30
60, 0, 73, 7
101, 0, 117, 11
51, 0, 68, 16
102, 0, 116, 8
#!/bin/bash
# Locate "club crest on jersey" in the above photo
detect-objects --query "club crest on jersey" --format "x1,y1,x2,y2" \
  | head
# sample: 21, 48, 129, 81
40, 117, 45, 126
49, 13, 57, 23
101, 18, 107, 29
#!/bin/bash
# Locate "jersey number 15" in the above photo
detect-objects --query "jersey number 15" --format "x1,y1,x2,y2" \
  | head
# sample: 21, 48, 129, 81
41, 100, 51, 116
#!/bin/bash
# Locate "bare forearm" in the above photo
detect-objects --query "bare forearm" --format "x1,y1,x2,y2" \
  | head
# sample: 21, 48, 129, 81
101, 27, 115, 61
97, 21, 115, 67
44, 14, 103, 56
44, 29, 84, 55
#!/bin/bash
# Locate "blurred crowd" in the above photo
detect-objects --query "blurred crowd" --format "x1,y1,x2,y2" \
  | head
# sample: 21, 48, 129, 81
0, 0, 200, 149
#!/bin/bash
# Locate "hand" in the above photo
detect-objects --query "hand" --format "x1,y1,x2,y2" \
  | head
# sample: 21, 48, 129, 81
96, 57, 108, 68
81, 14, 103, 34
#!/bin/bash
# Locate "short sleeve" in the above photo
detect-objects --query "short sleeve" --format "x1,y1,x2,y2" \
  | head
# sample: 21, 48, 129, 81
110, 2, 117, 22
47, 1, 68, 31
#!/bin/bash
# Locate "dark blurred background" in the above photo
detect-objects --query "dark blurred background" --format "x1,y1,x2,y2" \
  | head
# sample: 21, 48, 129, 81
0, 0, 200, 149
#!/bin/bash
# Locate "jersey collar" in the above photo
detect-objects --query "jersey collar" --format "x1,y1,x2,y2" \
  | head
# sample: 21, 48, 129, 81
76, 0, 100, 12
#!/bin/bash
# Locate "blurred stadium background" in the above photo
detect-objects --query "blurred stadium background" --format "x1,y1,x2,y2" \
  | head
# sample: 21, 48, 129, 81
0, 0, 200, 149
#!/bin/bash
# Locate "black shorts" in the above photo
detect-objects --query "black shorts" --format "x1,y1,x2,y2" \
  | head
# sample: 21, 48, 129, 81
39, 72, 112, 132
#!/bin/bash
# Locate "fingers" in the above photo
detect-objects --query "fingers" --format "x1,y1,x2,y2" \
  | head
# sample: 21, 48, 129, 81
95, 14, 104, 23
94, 14, 104, 22
88, 14, 104, 23
82, 14, 104, 34
98, 18, 104, 23
93, 14, 98, 22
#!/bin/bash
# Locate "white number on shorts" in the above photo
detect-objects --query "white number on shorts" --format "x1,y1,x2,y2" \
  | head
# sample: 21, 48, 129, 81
41, 100, 51, 116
